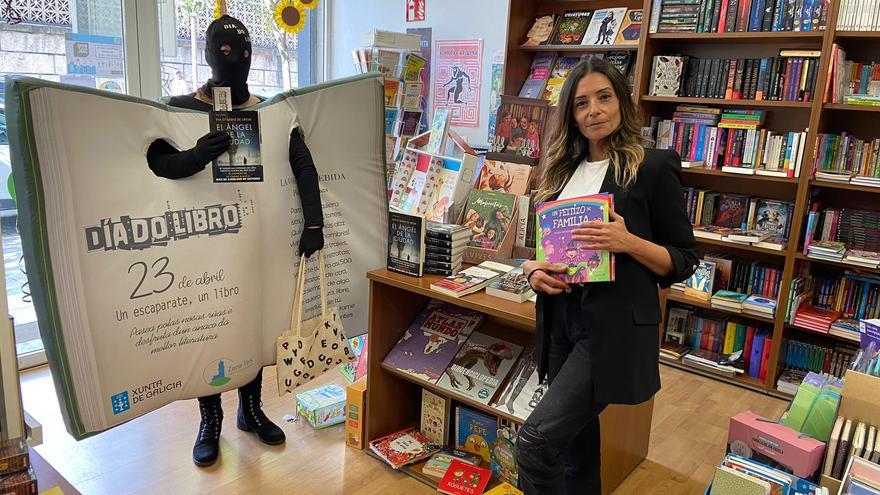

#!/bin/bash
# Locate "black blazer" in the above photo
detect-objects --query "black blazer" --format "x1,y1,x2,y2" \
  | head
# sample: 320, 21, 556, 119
535, 148, 699, 405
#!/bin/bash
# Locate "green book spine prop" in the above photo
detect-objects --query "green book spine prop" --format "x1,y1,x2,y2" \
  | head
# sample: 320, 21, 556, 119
5, 74, 388, 438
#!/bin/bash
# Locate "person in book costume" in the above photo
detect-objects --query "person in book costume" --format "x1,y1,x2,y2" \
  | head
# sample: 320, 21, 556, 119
145, 15, 324, 468
519, 57, 698, 494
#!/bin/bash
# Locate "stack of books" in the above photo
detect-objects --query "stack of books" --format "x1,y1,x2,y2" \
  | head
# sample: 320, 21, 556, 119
844, 250, 880, 269
742, 295, 777, 318
0, 438, 36, 494
424, 222, 470, 276
660, 341, 692, 360
793, 304, 843, 333
776, 368, 808, 395
430, 260, 519, 298
829, 318, 861, 342
711, 290, 749, 312
682, 349, 741, 377
807, 240, 847, 262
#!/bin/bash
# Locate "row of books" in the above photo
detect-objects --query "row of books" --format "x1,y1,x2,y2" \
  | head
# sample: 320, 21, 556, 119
793, 270, 880, 321
352, 47, 427, 82
520, 9, 641, 47
518, 51, 634, 103
649, 52, 821, 102
649, 0, 829, 33
836, 0, 880, 30
805, 205, 880, 255
664, 306, 774, 378
779, 337, 858, 377
826, 45, 880, 105
823, 416, 880, 483
674, 253, 784, 300
688, 193, 793, 245
812, 132, 880, 187
708, 454, 825, 494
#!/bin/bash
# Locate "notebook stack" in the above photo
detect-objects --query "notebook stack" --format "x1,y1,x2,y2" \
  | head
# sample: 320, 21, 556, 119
823, 416, 880, 481
424, 222, 470, 276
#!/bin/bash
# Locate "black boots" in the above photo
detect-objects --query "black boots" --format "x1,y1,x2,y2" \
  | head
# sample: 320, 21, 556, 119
236, 369, 286, 445
193, 395, 223, 467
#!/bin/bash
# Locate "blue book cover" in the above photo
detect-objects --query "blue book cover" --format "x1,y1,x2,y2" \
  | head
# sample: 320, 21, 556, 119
455, 406, 498, 462
685, 260, 716, 300
749, 0, 767, 31
801, 0, 814, 30
748, 332, 766, 377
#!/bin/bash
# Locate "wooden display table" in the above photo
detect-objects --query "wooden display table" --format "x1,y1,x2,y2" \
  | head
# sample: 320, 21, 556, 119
364, 268, 653, 494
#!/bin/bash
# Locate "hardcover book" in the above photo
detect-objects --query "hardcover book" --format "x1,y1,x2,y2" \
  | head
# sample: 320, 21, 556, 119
368, 427, 441, 469
437, 332, 523, 405
488, 96, 550, 165
485, 266, 535, 303
583, 8, 628, 45
522, 14, 558, 46
536, 194, 615, 284
463, 189, 518, 250
715, 193, 750, 229
423, 448, 484, 478
649, 56, 687, 97
615, 9, 643, 45
753, 199, 792, 238
382, 300, 485, 382
491, 345, 545, 420
550, 10, 594, 45
421, 388, 451, 445
477, 160, 532, 197
455, 406, 499, 462
684, 260, 717, 301
387, 210, 425, 277
437, 459, 493, 495
209, 111, 262, 182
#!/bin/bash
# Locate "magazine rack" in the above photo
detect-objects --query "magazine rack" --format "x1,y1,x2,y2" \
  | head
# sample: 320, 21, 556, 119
364, 267, 653, 494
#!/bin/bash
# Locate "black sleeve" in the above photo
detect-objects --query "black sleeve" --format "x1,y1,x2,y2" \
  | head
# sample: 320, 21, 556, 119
649, 150, 700, 288
289, 128, 324, 228
146, 139, 205, 179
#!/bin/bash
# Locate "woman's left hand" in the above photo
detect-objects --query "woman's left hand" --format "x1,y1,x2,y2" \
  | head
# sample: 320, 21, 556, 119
571, 211, 635, 254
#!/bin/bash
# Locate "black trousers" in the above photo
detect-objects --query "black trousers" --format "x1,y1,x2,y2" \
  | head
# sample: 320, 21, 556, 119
516, 288, 607, 495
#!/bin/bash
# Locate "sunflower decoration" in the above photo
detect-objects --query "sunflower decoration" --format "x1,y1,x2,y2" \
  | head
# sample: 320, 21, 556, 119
212, 0, 227, 20
295, 0, 319, 10
274, 0, 307, 35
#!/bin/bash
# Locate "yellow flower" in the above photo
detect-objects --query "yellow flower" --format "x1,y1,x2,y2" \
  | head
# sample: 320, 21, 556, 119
212, 0, 225, 19
274, 0, 307, 34
295, 0, 319, 9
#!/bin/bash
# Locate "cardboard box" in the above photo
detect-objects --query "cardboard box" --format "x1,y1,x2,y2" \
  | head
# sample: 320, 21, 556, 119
345, 377, 368, 449
296, 384, 347, 430
0, 438, 29, 476
820, 370, 880, 494
727, 410, 825, 480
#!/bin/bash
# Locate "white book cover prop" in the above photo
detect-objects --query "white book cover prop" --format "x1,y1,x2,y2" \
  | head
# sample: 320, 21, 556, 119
6, 74, 388, 438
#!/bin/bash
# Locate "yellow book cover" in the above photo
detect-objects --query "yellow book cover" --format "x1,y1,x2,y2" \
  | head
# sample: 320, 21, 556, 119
723, 321, 737, 355
541, 78, 566, 106
485, 482, 524, 495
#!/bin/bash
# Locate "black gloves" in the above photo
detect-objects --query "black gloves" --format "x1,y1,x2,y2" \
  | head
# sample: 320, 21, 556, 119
299, 227, 324, 258
192, 130, 231, 166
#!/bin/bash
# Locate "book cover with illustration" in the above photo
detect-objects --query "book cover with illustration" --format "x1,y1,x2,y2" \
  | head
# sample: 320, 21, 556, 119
550, 10, 594, 45
397, 110, 423, 137
387, 210, 425, 277
399, 153, 435, 213
437, 332, 523, 405
604, 51, 633, 76
455, 406, 499, 462
385, 79, 401, 107
427, 158, 464, 223
649, 55, 686, 97
541, 78, 566, 107
536, 193, 615, 284
426, 108, 451, 154
684, 260, 716, 301
550, 55, 582, 79
385, 108, 400, 135
486, 265, 535, 303
209, 111, 262, 182
614, 9, 643, 45
437, 459, 493, 495
753, 199, 792, 239
421, 388, 451, 446
491, 345, 545, 420
489, 96, 550, 165
368, 427, 441, 469
389, 150, 419, 208
714, 194, 749, 229
477, 160, 532, 196
522, 14, 558, 46
423, 448, 483, 478
382, 300, 485, 382
583, 8, 627, 45
463, 189, 518, 250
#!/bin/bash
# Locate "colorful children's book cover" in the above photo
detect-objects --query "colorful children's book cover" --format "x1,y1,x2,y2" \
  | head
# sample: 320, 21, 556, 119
684, 260, 716, 301
522, 14, 558, 46
421, 388, 451, 446
614, 9, 643, 45
426, 108, 451, 154
385, 108, 399, 135
399, 153, 433, 213
536, 194, 614, 284
389, 150, 419, 208
368, 427, 440, 469
209, 111, 262, 182
753, 199, 792, 238
490, 424, 519, 486
382, 300, 485, 382
583, 8, 627, 45
477, 160, 532, 196
489, 95, 550, 165
484, 483, 524, 495
715, 194, 749, 229
423, 448, 484, 478
403, 53, 427, 81
437, 459, 493, 495
415, 156, 445, 215
541, 78, 566, 106
387, 210, 425, 277
463, 189, 518, 250
550, 55, 582, 79
427, 159, 463, 223
437, 332, 523, 405
455, 406, 499, 462
550, 10, 594, 45
339, 334, 367, 383
385, 79, 401, 106
492, 345, 545, 420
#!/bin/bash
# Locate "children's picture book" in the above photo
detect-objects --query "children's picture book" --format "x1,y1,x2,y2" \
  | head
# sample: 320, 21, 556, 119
522, 14, 558, 46
550, 55, 582, 79
415, 156, 446, 215
385, 79, 401, 106
368, 427, 441, 469
427, 159, 464, 223
541, 78, 566, 107
753, 199, 792, 238
491, 424, 519, 486
550, 10, 594, 45
421, 388, 451, 446
455, 406, 499, 462
614, 9, 643, 45
389, 150, 419, 208
423, 448, 484, 478
339, 334, 367, 383
477, 160, 532, 196
525, 52, 556, 81
387, 210, 425, 277
492, 345, 545, 420
518, 79, 548, 99
209, 111, 262, 182
715, 194, 750, 229
384, 108, 399, 135
402, 53, 427, 81
536, 194, 615, 284
437, 332, 523, 405
463, 189, 518, 250
649, 55, 687, 97
484, 483, 524, 495
426, 108, 451, 154
583, 8, 627, 45
437, 459, 493, 495
382, 300, 485, 382
684, 260, 716, 301
399, 154, 437, 213
489, 95, 550, 165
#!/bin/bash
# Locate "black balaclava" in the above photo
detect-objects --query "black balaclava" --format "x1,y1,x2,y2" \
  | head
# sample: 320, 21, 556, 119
201, 15, 252, 105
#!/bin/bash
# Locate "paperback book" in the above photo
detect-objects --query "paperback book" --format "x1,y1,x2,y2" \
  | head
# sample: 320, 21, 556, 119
387, 210, 425, 277
437, 332, 523, 404
209, 111, 262, 182
463, 189, 518, 250
368, 427, 441, 469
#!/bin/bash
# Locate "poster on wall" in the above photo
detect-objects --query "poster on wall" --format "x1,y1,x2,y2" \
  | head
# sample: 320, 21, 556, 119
433, 39, 483, 128
65, 33, 126, 93
5, 75, 387, 438
487, 50, 505, 144
406, 27, 432, 130
406, 0, 425, 22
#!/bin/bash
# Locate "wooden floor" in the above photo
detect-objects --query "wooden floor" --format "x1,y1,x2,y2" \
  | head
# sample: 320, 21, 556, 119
21, 364, 787, 495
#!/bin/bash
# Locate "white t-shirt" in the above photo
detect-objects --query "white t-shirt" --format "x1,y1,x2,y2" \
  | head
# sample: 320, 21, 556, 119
558, 158, 610, 200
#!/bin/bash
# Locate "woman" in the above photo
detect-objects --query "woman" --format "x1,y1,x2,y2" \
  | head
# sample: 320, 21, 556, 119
517, 57, 698, 494
145, 15, 324, 468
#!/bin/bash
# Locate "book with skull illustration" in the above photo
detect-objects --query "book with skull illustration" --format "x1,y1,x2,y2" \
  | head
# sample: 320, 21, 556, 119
436, 332, 523, 405
382, 300, 485, 383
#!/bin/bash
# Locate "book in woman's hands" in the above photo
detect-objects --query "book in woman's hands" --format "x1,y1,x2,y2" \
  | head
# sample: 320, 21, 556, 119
536, 193, 615, 283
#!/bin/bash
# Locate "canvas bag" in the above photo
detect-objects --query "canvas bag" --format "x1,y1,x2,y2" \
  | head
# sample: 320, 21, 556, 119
277, 251, 354, 395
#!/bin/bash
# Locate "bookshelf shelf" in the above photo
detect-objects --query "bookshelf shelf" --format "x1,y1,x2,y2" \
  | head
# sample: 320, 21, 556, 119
835, 31, 880, 38
659, 357, 786, 398
666, 292, 777, 324
823, 103, 880, 112
520, 44, 639, 52
784, 324, 862, 344
682, 167, 799, 184
650, 31, 824, 41
694, 235, 788, 257
809, 180, 880, 193
794, 253, 880, 275
640, 96, 813, 108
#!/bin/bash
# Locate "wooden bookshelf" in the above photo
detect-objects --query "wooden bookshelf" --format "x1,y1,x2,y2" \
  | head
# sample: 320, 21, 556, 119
834, 31, 880, 38
794, 253, 880, 276
682, 167, 799, 184
650, 31, 825, 41
809, 180, 880, 193
520, 44, 639, 52
823, 103, 880, 112
694, 236, 788, 257
666, 291, 777, 324
640, 95, 813, 108
784, 324, 862, 344
365, 269, 653, 494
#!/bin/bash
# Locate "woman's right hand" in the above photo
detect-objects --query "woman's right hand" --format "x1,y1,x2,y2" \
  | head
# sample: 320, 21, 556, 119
523, 260, 569, 295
